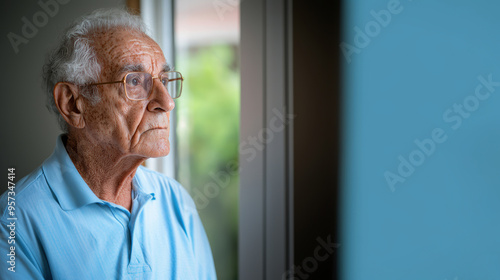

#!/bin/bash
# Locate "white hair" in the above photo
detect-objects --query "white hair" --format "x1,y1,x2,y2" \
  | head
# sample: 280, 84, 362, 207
42, 8, 148, 132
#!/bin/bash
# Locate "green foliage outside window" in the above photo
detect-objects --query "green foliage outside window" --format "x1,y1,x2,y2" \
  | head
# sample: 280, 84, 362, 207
176, 44, 240, 280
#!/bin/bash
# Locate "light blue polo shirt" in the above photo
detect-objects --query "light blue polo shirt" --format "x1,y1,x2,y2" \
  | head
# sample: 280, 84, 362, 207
0, 136, 217, 279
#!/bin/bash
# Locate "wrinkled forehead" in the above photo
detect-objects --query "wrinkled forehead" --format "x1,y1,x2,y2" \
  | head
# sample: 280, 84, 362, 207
91, 28, 167, 80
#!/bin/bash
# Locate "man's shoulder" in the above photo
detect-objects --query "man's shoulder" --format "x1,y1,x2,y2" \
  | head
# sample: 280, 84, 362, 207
136, 166, 182, 191
0, 167, 52, 224
136, 166, 196, 211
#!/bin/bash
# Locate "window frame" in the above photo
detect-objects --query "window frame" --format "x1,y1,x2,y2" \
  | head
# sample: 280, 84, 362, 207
240, 0, 294, 279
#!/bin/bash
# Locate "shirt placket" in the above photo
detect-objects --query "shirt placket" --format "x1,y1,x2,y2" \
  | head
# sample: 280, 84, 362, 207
127, 190, 155, 277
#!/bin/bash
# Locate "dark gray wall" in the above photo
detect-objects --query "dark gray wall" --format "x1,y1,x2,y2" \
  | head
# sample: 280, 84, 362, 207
0, 0, 125, 194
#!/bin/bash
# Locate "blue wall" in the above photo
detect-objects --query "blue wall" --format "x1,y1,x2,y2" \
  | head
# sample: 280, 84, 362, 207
342, 0, 500, 279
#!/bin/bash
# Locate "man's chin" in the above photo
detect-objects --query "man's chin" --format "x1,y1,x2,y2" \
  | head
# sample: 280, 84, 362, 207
149, 142, 170, 158
149, 148, 170, 158
135, 137, 170, 158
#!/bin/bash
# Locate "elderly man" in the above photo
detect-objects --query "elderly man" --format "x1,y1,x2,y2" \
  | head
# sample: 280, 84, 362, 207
0, 9, 216, 279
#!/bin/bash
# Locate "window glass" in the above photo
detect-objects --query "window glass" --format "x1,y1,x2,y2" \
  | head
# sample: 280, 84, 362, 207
175, 1, 240, 279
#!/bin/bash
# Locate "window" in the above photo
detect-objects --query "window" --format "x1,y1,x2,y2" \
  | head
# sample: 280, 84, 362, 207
141, 1, 240, 278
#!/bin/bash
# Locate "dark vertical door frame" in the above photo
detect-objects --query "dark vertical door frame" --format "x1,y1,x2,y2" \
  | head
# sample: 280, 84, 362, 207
240, 0, 341, 279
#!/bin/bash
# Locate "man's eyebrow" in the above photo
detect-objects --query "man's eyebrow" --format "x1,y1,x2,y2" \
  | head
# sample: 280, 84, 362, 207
119, 64, 146, 74
162, 63, 172, 73
119, 63, 172, 74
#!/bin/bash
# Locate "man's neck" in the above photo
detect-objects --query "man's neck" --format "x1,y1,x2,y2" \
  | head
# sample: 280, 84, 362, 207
63, 134, 145, 212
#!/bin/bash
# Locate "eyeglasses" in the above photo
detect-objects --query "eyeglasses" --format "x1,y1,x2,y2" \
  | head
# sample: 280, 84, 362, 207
88, 71, 184, 100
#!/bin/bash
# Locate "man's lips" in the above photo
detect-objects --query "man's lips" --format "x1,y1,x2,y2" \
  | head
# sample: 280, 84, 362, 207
144, 126, 168, 133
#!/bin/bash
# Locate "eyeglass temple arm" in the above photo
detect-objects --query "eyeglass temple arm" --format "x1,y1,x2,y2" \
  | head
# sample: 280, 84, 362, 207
168, 77, 184, 82
89, 81, 124, 86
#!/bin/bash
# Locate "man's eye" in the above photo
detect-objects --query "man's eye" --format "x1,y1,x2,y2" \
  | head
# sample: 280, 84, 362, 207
126, 74, 143, 86
161, 78, 168, 86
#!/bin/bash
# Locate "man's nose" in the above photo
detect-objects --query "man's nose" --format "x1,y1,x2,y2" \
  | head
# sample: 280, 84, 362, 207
147, 79, 175, 112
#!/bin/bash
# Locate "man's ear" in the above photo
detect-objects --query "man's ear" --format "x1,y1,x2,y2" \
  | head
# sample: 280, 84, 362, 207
53, 82, 86, 129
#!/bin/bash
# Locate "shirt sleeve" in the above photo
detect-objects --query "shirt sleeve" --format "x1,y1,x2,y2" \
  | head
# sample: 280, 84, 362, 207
0, 222, 46, 280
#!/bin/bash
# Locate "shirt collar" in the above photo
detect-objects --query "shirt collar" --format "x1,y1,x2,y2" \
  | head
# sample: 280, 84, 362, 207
42, 135, 102, 211
132, 167, 156, 199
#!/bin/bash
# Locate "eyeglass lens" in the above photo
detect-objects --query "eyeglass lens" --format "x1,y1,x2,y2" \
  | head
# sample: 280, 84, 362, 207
125, 72, 182, 100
